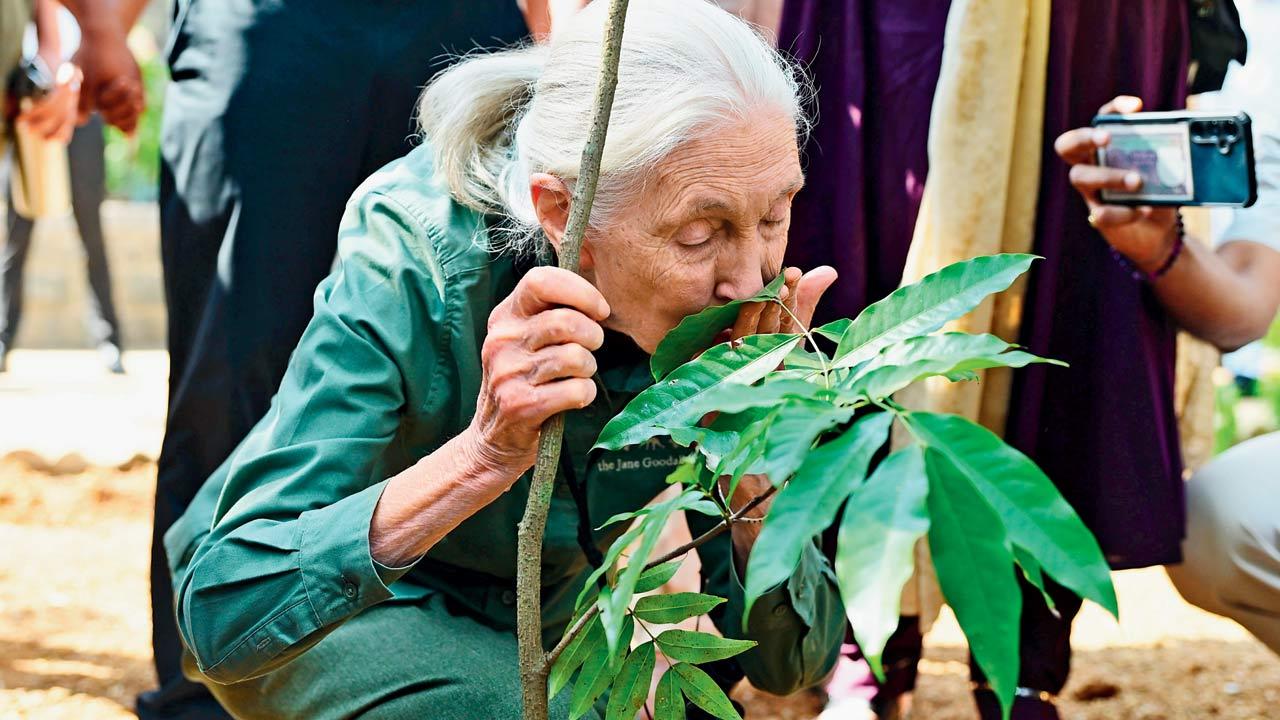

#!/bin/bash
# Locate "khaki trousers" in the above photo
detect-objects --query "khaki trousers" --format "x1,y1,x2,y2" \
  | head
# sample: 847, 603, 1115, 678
1167, 432, 1280, 655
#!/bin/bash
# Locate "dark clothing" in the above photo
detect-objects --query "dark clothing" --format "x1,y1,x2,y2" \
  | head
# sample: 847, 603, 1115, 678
1006, 0, 1191, 571
2, 115, 120, 350
782, 0, 1191, 574
146, 2, 528, 717
779, 0, 1191, 706
779, 0, 949, 328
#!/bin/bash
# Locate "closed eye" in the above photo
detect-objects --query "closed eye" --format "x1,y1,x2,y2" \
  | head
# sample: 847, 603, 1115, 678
674, 219, 717, 246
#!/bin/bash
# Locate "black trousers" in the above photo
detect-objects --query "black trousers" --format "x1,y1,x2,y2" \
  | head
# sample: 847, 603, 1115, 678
146, 2, 528, 717
2, 115, 119, 350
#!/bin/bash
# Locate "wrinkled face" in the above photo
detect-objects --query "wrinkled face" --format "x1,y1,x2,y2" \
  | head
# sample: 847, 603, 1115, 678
567, 113, 803, 353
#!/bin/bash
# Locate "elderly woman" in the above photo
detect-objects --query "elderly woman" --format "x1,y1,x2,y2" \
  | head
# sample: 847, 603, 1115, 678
163, 2, 845, 717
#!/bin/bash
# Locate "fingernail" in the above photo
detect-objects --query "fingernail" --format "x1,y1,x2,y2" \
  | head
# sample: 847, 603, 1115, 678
1125, 172, 1142, 189
1093, 129, 1109, 145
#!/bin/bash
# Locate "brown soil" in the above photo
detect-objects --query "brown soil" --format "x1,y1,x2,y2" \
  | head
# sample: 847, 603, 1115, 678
2, 458, 1277, 719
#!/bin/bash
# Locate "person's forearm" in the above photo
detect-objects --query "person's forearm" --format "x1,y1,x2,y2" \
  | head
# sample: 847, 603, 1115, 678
117, 0, 147, 31
727, 474, 772, 572
58, 0, 145, 35
370, 429, 523, 568
34, 0, 61, 67
57, 0, 125, 47
1147, 237, 1280, 351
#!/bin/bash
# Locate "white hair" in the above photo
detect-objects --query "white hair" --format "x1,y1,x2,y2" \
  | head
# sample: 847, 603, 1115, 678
417, 0, 808, 254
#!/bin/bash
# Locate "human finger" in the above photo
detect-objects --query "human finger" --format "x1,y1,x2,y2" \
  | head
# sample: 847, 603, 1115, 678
779, 267, 802, 330
526, 343, 598, 384
1087, 205, 1142, 228
731, 301, 764, 340
1069, 163, 1142, 197
756, 289, 785, 335
17, 100, 61, 138
523, 307, 605, 351
1097, 95, 1143, 116
510, 266, 610, 321
1054, 127, 1110, 166
525, 377, 598, 421
789, 266, 838, 330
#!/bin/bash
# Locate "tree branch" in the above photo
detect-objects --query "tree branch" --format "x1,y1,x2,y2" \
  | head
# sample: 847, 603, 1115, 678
516, 2, 631, 718
542, 485, 778, 669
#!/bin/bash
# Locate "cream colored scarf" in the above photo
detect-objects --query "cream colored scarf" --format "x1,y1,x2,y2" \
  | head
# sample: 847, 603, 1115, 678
894, 0, 1052, 630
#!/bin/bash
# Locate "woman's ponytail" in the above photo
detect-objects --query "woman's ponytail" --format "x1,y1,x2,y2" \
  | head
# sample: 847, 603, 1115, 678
417, 45, 548, 217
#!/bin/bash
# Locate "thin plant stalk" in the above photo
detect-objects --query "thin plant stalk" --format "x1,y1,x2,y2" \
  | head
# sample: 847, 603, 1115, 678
514, 2, 631, 718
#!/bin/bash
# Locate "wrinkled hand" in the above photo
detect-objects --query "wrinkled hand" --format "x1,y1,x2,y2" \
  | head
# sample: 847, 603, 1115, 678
74, 20, 144, 134
727, 265, 839, 341
16, 63, 81, 143
468, 267, 609, 479
718, 265, 838, 546
1055, 95, 1181, 273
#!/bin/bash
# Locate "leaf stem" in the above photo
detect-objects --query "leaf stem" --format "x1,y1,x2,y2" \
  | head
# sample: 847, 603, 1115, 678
873, 398, 926, 446
776, 300, 831, 388
542, 485, 777, 670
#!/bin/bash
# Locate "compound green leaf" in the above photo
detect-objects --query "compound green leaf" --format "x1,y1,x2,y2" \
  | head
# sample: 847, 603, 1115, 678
568, 616, 633, 720
548, 613, 603, 700
743, 412, 893, 622
650, 274, 787, 380
633, 592, 726, 624
672, 663, 741, 720
595, 333, 804, 451
925, 445, 1020, 720
600, 493, 693, 654
689, 398, 856, 486
605, 642, 656, 720
595, 488, 719, 530
635, 560, 683, 594
840, 332, 1060, 401
832, 254, 1037, 370
655, 630, 756, 665
906, 412, 1117, 617
835, 443, 930, 680
575, 521, 644, 612
654, 669, 686, 720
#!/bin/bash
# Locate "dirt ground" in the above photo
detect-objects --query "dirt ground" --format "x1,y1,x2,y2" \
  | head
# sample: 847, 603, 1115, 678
2, 458, 1278, 720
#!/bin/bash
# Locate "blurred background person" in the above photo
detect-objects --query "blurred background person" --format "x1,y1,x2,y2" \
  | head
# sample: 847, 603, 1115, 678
778, 1, 1276, 719
142, 2, 530, 718
2, 0, 124, 374
1163, 0, 1280, 660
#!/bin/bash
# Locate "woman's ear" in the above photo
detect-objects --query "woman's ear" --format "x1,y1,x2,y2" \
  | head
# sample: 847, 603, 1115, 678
530, 173, 572, 252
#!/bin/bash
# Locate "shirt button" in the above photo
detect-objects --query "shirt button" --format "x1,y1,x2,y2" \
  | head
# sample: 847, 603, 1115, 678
501, 589, 517, 606
343, 582, 358, 600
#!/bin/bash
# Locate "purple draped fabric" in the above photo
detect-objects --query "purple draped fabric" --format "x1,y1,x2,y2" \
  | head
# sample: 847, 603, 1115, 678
781, 0, 1190, 570
779, 0, 950, 326
1007, 0, 1191, 569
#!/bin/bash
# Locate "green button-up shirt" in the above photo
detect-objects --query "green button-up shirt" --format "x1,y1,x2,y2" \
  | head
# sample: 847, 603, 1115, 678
164, 143, 844, 695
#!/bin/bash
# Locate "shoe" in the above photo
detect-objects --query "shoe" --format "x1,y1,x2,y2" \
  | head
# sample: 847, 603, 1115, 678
99, 342, 125, 374
974, 686, 1060, 720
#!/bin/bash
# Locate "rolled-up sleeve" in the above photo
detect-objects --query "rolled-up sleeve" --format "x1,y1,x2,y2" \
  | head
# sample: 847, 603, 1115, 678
691, 513, 845, 696
172, 190, 446, 684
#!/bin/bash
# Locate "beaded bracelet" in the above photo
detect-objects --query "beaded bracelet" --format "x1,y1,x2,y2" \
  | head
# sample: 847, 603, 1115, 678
1107, 211, 1185, 282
